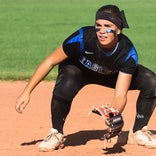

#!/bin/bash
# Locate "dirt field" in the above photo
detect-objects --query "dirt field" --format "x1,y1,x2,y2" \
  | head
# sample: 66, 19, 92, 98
1, 81, 156, 156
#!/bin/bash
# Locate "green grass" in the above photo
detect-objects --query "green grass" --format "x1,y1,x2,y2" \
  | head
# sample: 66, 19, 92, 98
0, 0, 155, 81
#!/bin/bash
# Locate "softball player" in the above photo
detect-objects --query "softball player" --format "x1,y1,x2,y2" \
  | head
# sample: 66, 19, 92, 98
15, 4, 156, 151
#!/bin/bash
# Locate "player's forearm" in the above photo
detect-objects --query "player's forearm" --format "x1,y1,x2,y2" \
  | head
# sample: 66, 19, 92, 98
111, 94, 127, 113
23, 58, 54, 94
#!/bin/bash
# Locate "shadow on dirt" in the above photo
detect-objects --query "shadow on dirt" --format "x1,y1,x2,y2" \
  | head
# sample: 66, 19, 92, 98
65, 130, 128, 145
65, 130, 105, 146
102, 144, 126, 154
65, 129, 156, 154
21, 139, 43, 146
20, 129, 156, 154
65, 130, 129, 154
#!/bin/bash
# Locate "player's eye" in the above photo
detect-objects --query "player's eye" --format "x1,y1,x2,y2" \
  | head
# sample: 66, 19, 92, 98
95, 23, 102, 32
104, 24, 111, 28
95, 27, 100, 32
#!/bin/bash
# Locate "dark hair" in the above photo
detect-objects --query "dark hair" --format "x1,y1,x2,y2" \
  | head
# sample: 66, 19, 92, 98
96, 5, 122, 21
96, 5, 129, 29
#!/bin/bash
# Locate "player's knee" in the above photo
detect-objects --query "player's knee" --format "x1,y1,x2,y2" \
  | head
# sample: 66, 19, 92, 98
140, 87, 156, 99
53, 65, 84, 101
141, 74, 156, 98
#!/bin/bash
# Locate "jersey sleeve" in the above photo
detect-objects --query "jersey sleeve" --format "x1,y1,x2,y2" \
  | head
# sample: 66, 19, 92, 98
62, 28, 85, 59
120, 46, 138, 74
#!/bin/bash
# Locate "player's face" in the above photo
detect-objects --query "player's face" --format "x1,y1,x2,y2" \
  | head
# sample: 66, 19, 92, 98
95, 20, 121, 49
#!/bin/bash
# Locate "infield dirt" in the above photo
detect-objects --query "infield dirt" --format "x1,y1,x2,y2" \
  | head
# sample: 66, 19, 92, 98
0, 81, 156, 156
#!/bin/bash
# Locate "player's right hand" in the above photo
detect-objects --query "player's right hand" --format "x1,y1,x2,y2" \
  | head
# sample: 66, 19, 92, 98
15, 92, 30, 114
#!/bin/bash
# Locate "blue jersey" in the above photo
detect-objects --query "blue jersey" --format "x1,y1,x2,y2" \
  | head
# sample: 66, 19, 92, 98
62, 26, 138, 75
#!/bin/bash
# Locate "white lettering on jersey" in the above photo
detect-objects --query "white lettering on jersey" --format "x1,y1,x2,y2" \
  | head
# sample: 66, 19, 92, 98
79, 56, 118, 75
84, 51, 94, 54
79, 56, 103, 74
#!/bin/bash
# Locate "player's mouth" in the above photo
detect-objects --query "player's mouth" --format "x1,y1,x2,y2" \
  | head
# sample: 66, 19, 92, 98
98, 35, 107, 41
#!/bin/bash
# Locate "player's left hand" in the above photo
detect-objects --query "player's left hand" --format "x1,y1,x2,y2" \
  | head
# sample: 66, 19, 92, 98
90, 105, 124, 140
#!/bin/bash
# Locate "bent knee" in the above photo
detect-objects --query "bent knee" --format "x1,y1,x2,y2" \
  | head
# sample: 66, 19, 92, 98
140, 88, 156, 99
53, 65, 84, 101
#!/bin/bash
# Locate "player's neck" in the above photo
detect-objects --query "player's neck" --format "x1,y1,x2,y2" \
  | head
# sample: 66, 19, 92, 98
99, 38, 119, 53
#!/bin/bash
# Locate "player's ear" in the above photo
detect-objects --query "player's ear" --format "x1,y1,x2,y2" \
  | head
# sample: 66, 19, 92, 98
116, 28, 121, 35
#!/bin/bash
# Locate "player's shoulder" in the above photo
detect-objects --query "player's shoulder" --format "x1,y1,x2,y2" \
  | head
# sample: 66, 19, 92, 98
119, 33, 132, 43
80, 26, 95, 30
78, 26, 95, 34
119, 33, 134, 47
80, 26, 96, 41
65, 26, 95, 40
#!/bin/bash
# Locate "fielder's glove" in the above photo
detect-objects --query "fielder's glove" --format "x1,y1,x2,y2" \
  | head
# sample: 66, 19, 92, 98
90, 105, 124, 140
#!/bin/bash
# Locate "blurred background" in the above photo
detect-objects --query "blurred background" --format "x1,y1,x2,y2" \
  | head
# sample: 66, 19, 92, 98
0, 0, 155, 81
